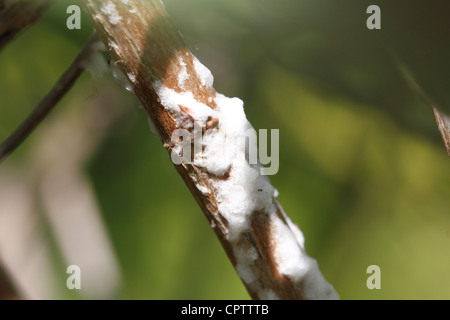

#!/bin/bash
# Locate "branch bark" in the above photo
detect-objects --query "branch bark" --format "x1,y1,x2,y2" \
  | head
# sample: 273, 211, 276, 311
0, 0, 53, 51
81, 0, 338, 299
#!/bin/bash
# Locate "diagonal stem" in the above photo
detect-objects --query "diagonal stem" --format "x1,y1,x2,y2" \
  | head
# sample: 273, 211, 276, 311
81, 0, 338, 300
395, 55, 450, 157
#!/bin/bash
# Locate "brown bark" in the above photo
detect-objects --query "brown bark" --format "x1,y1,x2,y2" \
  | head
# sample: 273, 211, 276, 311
0, 0, 53, 51
81, 0, 337, 299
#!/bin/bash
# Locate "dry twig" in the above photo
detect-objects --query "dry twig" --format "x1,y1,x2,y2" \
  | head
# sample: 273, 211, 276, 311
0, 35, 101, 162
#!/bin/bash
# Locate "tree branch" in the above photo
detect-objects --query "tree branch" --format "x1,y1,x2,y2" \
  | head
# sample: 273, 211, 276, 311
81, 0, 338, 299
0, 0, 54, 51
0, 35, 102, 163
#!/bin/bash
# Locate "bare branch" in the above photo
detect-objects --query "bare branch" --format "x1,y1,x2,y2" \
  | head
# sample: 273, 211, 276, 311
0, 35, 101, 163
81, 0, 338, 299
0, 0, 54, 51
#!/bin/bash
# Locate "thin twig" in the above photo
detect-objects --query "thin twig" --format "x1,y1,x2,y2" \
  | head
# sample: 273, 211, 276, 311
0, 34, 100, 163
81, 0, 337, 300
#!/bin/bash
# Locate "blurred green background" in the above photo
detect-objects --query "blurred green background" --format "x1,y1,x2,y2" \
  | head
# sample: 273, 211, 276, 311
0, 0, 449, 299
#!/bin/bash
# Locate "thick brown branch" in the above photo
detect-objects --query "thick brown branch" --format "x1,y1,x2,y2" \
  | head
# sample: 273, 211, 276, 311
0, 0, 54, 51
0, 35, 100, 163
81, 0, 337, 300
